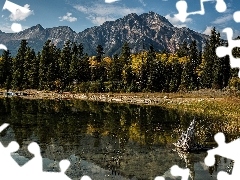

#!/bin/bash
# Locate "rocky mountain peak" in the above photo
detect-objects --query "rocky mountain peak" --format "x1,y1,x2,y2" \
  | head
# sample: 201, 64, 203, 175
0, 12, 208, 56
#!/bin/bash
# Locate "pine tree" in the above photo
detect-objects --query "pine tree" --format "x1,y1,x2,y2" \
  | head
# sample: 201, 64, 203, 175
200, 27, 231, 89
69, 43, 90, 88
59, 40, 72, 90
213, 38, 231, 89
39, 40, 60, 90
23, 47, 36, 89
96, 45, 104, 62
120, 42, 132, 90
201, 27, 219, 88
90, 45, 105, 81
180, 60, 193, 91
28, 51, 40, 89
169, 58, 182, 92
177, 41, 189, 58
12, 40, 28, 90
0, 50, 12, 90
188, 40, 200, 89
146, 44, 156, 91
69, 42, 81, 84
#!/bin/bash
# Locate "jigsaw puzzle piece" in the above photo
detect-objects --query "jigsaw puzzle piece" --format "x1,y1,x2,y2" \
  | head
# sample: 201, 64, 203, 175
233, 11, 240, 23
171, 165, 190, 180
175, 1, 188, 22
81, 175, 92, 180
217, 171, 233, 180
0, 123, 9, 132
0, 44, 7, 51
205, 133, 240, 165
0, 141, 22, 178
19, 142, 43, 179
215, 0, 227, 13
154, 165, 189, 180
175, 0, 227, 22
216, 28, 240, 77
154, 176, 165, 180
41, 159, 71, 180
205, 132, 240, 179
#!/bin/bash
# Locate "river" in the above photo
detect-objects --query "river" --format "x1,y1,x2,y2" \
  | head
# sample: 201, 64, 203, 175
0, 97, 237, 179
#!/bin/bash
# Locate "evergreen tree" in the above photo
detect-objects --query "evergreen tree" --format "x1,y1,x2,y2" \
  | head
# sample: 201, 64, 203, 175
169, 59, 182, 92
96, 45, 104, 62
23, 47, 36, 89
152, 58, 165, 92
28, 51, 40, 89
120, 42, 132, 90
39, 40, 60, 90
213, 39, 231, 88
0, 50, 12, 90
69, 42, 81, 83
177, 41, 189, 58
59, 40, 72, 90
109, 54, 122, 82
12, 40, 28, 90
180, 61, 193, 91
188, 40, 200, 89
201, 27, 219, 88
91, 45, 105, 81
146, 44, 156, 91
69, 43, 90, 86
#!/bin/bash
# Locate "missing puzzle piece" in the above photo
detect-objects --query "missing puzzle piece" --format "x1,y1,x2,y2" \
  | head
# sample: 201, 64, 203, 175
205, 132, 240, 180
155, 165, 190, 180
175, 0, 227, 22
216, 27, 240, 77
233, 11, 240, 23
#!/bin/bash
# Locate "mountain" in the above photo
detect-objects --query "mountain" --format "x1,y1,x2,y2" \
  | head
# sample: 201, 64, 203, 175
0, 12, 208, 56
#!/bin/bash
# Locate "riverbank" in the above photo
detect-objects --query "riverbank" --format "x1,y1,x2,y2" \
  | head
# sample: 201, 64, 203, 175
1, 89, 240, 122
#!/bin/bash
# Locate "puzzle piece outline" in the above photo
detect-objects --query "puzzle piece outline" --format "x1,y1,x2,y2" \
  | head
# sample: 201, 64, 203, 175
205, 132, 240, 180
155, 165, 190, 180
0, 123, 92, 180
175, 0, 227, 23
216, 27, 240, 77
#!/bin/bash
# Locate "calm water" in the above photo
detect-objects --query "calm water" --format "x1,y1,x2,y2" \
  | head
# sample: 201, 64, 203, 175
0, 97, 238, 180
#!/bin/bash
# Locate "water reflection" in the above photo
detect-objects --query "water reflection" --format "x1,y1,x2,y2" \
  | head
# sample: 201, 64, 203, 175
0, 97, 238, 179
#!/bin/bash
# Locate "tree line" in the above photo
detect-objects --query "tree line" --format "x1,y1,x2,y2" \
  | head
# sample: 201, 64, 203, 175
0, 27, 239, 93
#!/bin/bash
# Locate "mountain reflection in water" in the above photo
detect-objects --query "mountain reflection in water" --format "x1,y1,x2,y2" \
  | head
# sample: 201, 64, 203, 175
0, 97, 237, 179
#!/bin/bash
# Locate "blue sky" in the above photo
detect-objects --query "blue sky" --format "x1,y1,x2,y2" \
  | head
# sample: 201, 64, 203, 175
1, 0, 240, 37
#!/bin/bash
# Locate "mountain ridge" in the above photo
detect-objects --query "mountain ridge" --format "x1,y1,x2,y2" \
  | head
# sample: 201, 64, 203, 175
0, 11, 208, 56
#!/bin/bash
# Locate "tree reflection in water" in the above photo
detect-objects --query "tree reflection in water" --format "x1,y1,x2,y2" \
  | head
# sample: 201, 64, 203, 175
0, 97, 238, 179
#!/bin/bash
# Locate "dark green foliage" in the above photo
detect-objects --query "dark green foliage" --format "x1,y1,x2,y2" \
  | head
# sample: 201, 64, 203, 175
0, 27, 234, 93
23, 47, 36, 89
39, 40, 60, 90
0, 50, 12, 90
59, 40, 72, 90
177, 41, 189, 58
200, 28, 231, 89
96, 45, 104, 62
12, 40, 28, 90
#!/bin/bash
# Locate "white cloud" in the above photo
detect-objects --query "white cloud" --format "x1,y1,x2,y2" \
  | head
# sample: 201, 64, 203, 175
59, 12, 77, 22
165, 14, 192, 28
203, 26, 213, 35
212, 14, 232, 24
74, 3, 144, 25
9, 4, 33, 21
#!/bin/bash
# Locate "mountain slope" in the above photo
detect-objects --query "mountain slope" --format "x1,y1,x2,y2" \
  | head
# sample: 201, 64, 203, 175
0, 12, 207, 56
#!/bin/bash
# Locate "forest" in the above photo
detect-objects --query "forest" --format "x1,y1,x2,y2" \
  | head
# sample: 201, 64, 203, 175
0, 27, 239, 93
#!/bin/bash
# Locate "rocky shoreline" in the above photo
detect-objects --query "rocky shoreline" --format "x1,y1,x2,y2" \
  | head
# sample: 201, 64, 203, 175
0, 89, 226, 106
